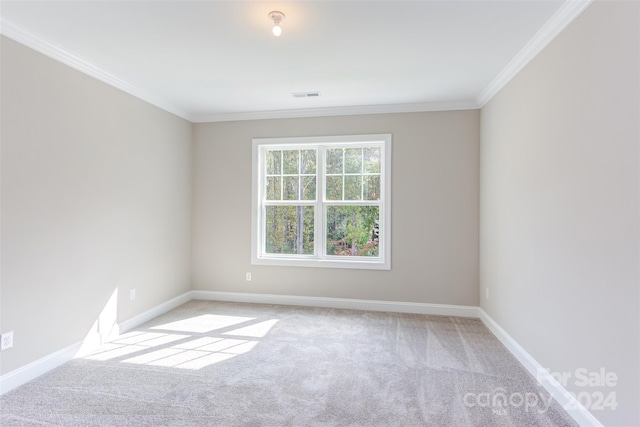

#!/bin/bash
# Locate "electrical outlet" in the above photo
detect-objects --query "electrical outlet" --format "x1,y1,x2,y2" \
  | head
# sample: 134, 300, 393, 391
246, 272, 252, 281
1, 331, 14, 351
130, 289, 136, 301
486, 288, 490, 300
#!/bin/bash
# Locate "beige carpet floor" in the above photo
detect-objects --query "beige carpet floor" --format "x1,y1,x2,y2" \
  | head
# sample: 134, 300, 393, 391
0, 300, 578, 426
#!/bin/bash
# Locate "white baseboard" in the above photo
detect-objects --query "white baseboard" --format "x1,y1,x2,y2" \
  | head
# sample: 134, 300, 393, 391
478, 309, 603, 427
0, 291, 193, 396
0, 289, 604, 427
191, 290, 479, 318
0, 290, 474, 396
117, 291, 193, 334
0, 341, 81, 395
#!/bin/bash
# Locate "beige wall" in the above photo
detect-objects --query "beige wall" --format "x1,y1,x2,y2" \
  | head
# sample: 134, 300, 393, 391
193, 111, 480, 305
7, 2, 635, 421
480, 2, 639, 425
0, 37, 193, 374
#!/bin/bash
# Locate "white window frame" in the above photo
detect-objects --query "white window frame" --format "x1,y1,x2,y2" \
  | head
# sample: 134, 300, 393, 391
251, 134, 391, 270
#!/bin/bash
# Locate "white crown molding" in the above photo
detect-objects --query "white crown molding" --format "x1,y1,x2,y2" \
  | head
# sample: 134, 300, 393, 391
1, 1, 591, 124
0, 18, 194, 122
476, 0, 593, 107
190, 100, 480, 123
0, 17, 478, 124
0, 18, 479, 124
478, 309, 604, 427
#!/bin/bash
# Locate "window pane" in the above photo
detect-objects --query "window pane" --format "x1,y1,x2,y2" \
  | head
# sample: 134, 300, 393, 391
266, 176, 281, 200
326, 176, 343, 200
301, 149, 316, 174
302, 176, 316, 200
344, 175, 362, 200
326, 149, 343, 174
345, 148, 362, 174
363, 175, 380, 200
283, 176, 299, 200
266, 150, 281, 175
364, 147, 380, 173
283, 150, 299, 174
326, 206, 379, 257
265, 206, 314, 255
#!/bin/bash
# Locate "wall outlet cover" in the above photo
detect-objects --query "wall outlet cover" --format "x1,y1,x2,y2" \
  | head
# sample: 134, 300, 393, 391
1, 331, 14, 350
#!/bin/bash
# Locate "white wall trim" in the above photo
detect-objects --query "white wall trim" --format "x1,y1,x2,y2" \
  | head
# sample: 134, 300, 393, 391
0, 289, 604, 427
0, 17, 477, 124
190, 101, 479, 123
117, 291, 193, 335
0, 290, 475, 395
1, 1, 592, 123
191, 290, 479, 318
0, 341, 81, 395
0, 17, 193, 122
191, 100, 479, 123
476, 0, 593, 107
478, 309, 603, 427
0, 291, 193, 395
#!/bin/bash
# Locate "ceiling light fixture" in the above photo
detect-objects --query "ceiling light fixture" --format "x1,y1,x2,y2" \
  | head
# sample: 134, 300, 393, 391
268, 11, 285, 37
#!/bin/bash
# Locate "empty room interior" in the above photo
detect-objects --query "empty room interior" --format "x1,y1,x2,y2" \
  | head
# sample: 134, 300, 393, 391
0, 1, 638, 426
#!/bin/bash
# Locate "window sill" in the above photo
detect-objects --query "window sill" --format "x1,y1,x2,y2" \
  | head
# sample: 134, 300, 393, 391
251, 256, 391, 271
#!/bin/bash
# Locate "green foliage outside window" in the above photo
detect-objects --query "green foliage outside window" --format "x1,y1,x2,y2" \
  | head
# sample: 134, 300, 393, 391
265, 206, 314, 255
326, 206, 379, 257
263, 145, 382, 258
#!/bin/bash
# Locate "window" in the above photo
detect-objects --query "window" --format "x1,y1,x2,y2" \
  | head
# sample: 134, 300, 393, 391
252, 134, 391, 270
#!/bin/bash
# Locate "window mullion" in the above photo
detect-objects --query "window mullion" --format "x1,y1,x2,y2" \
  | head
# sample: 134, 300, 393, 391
259, 149, 264, 256
323, 200, 381, 206
361, 148, 364, 200
264, 201, 316, 206
253, 135, 390, 270
280, 150, 284, 200
297, 149, 301, 199
341, 148, 345, 202
317, 146, 325, 258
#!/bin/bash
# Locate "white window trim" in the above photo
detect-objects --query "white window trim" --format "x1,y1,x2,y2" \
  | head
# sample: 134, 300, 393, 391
251, 134, 391, 270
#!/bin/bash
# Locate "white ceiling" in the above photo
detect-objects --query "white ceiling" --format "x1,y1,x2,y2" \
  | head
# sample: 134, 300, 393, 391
0, 1, 591, 122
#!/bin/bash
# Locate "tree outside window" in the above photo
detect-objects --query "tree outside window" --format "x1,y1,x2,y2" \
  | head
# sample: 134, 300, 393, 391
252, 134, 391, 270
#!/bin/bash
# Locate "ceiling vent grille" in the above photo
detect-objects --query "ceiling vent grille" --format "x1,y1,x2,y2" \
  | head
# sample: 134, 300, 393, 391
292, 91, 320, 98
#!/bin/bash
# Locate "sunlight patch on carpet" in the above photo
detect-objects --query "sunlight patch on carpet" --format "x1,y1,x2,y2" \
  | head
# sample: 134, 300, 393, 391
223, 319, 279, 338
150, 314, 255, 333
81, 314, 279, 370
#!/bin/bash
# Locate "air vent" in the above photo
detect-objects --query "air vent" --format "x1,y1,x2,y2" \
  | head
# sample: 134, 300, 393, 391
292, 91, 321, 98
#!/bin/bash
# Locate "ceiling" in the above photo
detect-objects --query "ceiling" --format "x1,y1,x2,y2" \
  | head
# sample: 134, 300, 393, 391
0, 1, 590, 122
